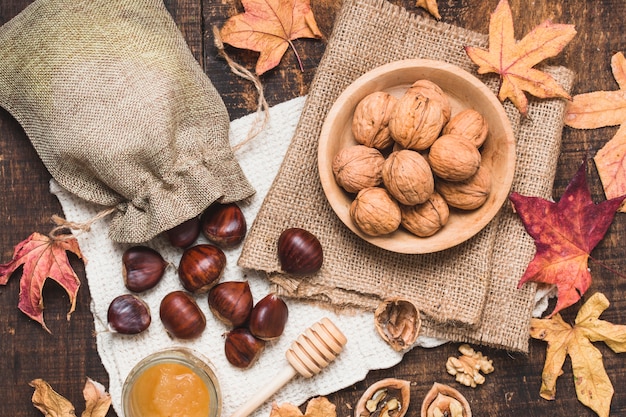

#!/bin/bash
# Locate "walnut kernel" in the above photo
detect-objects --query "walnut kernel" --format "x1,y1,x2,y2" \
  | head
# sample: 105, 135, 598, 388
350, 187, 401, 236
382, 150, 434, 205
445, 344, 494, 388
333, 145, 386, 193
428, 134, 481, 182
355, 378, 411, 417
352, 92, 398, 149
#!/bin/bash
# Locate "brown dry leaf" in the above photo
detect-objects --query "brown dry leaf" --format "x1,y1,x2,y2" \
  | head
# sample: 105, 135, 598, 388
464, 0, 576, 116
219, 0, 323, 75
565, 52, 626, 210
30, 379, 76, 417
416, 0, 440, 19
270, 397, 336, 417
81, 378, 111, 417
530, 292, 626, 417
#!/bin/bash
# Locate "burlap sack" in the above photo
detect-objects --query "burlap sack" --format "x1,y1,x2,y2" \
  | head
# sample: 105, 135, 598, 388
239, 0, 574, 352
0, 0, 254, 243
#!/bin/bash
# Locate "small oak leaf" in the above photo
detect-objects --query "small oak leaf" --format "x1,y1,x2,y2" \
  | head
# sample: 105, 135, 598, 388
509, 160, 625, 317
0, 232, 83, 332
530, 292, 626, 417
565, 52, 626, 211
220, 0, 323, 75
464, 0, 576, 116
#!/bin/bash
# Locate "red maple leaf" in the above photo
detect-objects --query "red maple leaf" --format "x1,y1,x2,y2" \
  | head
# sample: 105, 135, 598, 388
509, 161, 625, 317
0, 232, 84, 332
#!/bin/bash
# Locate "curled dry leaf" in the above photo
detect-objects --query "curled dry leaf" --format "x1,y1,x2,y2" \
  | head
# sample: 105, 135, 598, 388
415, 0, 441, 20
82, 378, 112, 417
565, 52, 626, 211
464, 0, 575, 116
530, 292, 626, 417
374, 298, 421, 351
355, 378, 411, 417
445, 344, 494, 388
270, 397, 336, 417
421, 382, 471, 417
30, 378, 76, 417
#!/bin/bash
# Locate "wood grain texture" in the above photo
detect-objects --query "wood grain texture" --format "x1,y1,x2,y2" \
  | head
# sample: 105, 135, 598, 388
0, 1, 624, 416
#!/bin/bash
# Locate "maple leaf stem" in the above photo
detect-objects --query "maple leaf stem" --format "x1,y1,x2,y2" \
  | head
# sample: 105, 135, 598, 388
288, 39, 304, 72
588, 255, 626, 280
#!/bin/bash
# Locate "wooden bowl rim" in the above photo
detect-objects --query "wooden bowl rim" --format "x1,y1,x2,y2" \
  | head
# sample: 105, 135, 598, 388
318, 58, 516, 254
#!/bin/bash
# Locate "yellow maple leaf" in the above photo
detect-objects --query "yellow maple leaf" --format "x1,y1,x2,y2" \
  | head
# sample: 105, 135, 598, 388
565, 52, 626, 211
530, 292, 626, 417
464, 0, 576, 116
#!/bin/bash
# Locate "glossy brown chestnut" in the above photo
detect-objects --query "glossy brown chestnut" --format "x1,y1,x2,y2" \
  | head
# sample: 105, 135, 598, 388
159, 291, 206, 339
224, 327, 266, 369
166, 216, 201, 248
201, 202, 247, 248
107, 294, 151, 334
122, 246, 168, 293
277, 228, 323, 275
208, 281, 253, 327
178, 244, 226, 293
248, 293, 289, 340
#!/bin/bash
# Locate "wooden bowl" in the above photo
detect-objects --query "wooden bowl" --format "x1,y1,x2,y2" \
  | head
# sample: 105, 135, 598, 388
318, 59, 516, 254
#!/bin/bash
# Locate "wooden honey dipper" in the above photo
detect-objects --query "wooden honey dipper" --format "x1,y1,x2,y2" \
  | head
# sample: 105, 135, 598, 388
229, 317, 348, 417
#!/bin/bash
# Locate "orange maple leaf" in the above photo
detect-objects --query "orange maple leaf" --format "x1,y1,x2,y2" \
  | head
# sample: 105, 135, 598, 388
565, 52, 626, 211
530, 292, 626, 417
509, 161, 625, 317
464, 0, 576, 116
0, 232, 83, 332
219, 0, 323, 75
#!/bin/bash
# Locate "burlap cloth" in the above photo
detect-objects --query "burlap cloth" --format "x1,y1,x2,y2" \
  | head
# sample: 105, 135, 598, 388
239, 0, 574, 352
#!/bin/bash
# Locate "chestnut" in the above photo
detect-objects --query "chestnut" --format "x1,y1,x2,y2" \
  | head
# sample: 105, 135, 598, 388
107, 294, 151, 334
208, 281, 253, 327
277, 228, 323, 275
224, 327, 266, 369
159, 291, 206, 339
122, 246, 168, 293
201, 202, 247, 248
178, 244, 226, 293
248, 293, 289, 340
166, 216, 201, 248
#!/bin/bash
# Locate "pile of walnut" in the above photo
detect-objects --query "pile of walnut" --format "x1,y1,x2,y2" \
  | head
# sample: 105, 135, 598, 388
332, 80, 491, 237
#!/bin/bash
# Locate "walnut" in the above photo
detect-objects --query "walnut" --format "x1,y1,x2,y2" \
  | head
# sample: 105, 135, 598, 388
382, 150, 434, 205
388, 86, 447, 151
333, 145, 386, 193
428, 134, 481, 181
350, 187, 401, 236
355, 378, 411, 417
400, 192, 449, 237
421, 382, 471, 417
374, 297, 421, 351
445, 344, 494, 388
352, 92, 398, 150
443, 109, 489, 148
436, 165, 492, 210
409, 79, 451, 124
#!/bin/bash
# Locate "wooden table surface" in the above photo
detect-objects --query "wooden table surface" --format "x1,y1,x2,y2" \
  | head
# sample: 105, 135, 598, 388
1, 0, 625, 416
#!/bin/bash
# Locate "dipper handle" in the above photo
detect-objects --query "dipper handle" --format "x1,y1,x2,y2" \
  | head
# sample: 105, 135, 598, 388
229, 318, 347, 417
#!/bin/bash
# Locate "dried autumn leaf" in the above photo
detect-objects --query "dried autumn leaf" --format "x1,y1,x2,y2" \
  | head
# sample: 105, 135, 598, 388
270, 397, 336, 417
509, 160, 625, 317
565, 52, 626, 211
81, 378, 111, 417
416, 0, 440, 20
30, 379, 77, 417
0, 232, 83, 332
464, 0, 576, 116
530, 292, 626, 417
219, 0, 323, 75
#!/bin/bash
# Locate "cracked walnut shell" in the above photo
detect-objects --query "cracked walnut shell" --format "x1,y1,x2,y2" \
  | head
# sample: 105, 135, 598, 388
382, 150, 434, 205
333, 145, 386, 193
352, 91, 398, 150
400, 192, 449, 237
374, 297, 421, 351
421, 382, 471, 417
443, 109, 489, 148
355, 378, 411, 417
428, 134, 481, 182
436, 165, 492, 210
350, 187, 401, 236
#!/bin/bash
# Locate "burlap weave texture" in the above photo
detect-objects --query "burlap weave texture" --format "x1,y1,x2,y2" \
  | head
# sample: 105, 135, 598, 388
239, 0, 574, 352
0, 0, 254, 243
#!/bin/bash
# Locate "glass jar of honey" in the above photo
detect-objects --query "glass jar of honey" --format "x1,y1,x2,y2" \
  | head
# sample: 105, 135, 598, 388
122, 348, 221, 417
